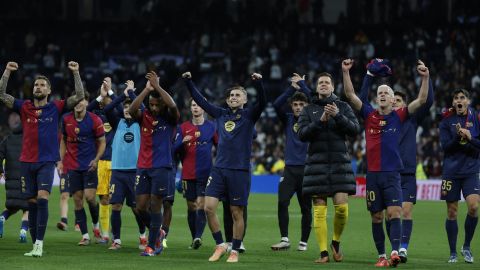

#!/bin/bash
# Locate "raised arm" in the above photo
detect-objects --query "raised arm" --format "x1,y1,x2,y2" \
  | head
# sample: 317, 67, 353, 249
407, 60, 430, 114
0, 62, 18, 109
128, 83, 152, 121
66, 61, 86, 109
146, 71, 179, 124
292, 73, 312, 99
273, 85, 296, 124
248, 73, 267, 122
416, 78, 434, 120
342, 59, 362, 111
182, 72, 223, 118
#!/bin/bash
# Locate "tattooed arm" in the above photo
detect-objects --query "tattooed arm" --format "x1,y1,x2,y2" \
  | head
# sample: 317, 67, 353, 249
66, 61, 86, 109
0, 62, 19, 109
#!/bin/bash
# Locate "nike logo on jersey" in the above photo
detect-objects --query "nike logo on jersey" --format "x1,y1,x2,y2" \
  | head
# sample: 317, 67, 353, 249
313, 111, 318, 114
233, 197, 241, 201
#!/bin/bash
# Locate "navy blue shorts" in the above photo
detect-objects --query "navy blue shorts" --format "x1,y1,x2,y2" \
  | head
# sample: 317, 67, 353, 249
68, 169, 98, 195
109, 170, 136, 207
20, 162, 55, 198
441, 174, 480, 201
163, 169, 176, 203
401, 174, 417, 204
366, 172, 402, 212
205, 167, 251, 206
135, 168, 172, 197
59, 173, 69, 193
182, 177, 208, 201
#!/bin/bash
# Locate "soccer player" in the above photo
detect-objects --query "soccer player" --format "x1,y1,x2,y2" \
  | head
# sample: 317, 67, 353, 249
175, 99, 217, 249
373, 74, 434, 263
297, 72, 360, 263
342, 58, 429, 267
60, 91, 106, 246
439, 89, 480, 264
129, 71, 179, 256
271, 73, 312, 252
0, 61, 85, 257
0, 112, 29, 242
103, 80, 146, 250
182, 71, 266, 263
87, 76, 122, 242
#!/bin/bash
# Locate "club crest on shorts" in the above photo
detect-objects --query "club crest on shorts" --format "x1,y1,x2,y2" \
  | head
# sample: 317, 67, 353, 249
225, 120, 235, 132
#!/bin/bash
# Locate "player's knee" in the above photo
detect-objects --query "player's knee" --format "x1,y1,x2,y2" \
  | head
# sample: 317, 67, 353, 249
447, 207, 458, 219
371, 211, 384, 223
60, 192, 69, 200
112, 204, 122, 211
467, 204, 478, 217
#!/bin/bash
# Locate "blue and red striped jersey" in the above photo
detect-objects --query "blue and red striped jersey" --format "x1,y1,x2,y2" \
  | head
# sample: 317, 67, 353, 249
13, 99, 65, 162
137, 110, 176, 169
361, 103, 408, 172
177, 120, 218, 180
62, 112, 105, 171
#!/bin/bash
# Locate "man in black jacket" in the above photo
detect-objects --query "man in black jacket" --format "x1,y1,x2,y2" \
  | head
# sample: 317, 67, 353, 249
297, 72, 360, 263
0, 112, 29, 242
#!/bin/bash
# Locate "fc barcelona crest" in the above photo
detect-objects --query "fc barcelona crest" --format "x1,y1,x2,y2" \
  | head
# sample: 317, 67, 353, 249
195, 131, 201, 138
293, 123, 299, 133
152, 120, 158, 126
225, 121, 235, 132
74, 127, 80, 134
35, 109, 42, 116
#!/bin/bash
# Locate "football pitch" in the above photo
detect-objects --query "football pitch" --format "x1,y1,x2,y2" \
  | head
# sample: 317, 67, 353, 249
0, 187, 477, 269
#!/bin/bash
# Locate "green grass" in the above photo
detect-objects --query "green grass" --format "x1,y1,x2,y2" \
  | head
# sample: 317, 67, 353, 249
0, 186, 477, 269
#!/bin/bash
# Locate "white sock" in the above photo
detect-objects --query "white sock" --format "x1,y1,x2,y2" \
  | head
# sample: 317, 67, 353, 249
35, 240, 43, 247
83, 233, 90, 239
281, 237, 289, 242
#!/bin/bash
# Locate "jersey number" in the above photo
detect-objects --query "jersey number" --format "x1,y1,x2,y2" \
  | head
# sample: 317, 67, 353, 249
441, 180, 452, 191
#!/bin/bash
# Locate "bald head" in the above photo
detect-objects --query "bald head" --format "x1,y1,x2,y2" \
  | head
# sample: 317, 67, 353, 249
377, 84, 394, 97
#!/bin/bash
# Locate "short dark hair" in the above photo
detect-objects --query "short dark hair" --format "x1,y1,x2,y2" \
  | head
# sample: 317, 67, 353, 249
317, 72, 334, 86
123, 98, 132, 106
290, 92, 308, 104
452, 89, 470, 99
149, 91, 161, 99
226, 84, 247, 96
394, 91, 407, 103
35, 75, 51, 88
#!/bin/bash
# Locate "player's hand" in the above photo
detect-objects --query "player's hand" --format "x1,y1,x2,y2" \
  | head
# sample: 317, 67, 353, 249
416, 60, 429, 77
145, 71, 160, 89
88, 159, 99, 172
68, 61, 80, 71
6, 62, 18, 71
100, 80, 109, 97
182, 135, 193, 143
145, 81, 154, 92
104, 77, 112, 91
56, 161, 64, 175
342, 59, 354, 72
320, 111, 329, 122
291, 73, 305, 90
251, 73, 262, 81
324, 103, 339, 117
124, 80, 134, 96
182, 72, 192, 79
458, 128, 472, 141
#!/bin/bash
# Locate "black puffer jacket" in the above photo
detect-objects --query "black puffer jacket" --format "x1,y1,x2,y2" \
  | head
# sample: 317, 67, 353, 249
0, 126, 27, 210
297, 93, 360, 196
